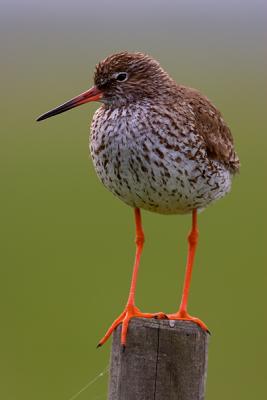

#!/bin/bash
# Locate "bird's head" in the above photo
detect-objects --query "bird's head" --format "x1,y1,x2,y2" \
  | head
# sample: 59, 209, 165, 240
36, 52, 172, 121
94, 52, 171, 106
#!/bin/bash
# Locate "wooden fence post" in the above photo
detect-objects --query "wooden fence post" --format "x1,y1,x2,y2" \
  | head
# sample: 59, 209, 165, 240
108, 318, 209, 400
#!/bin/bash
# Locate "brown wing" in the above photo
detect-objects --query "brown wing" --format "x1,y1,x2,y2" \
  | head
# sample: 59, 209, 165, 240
182, 86, 240, 174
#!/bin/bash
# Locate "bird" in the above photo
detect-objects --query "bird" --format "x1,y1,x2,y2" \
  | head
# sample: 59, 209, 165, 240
37, 51, 240, 348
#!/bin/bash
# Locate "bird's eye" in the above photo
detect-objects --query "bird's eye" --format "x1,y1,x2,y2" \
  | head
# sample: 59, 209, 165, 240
115, 72, 128, 82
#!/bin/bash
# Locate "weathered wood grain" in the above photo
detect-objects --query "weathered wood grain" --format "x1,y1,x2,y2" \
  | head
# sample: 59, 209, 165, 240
108, 318, 209, 400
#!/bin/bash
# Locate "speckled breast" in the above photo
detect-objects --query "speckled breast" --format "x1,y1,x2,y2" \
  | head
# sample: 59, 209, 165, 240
89, 103, 231, 214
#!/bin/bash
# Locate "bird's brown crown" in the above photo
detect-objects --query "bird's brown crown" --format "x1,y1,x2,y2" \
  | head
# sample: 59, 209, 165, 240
94, 52, 173, 106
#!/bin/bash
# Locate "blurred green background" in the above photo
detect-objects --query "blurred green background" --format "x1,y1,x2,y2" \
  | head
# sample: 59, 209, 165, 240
1, 0, 266, 399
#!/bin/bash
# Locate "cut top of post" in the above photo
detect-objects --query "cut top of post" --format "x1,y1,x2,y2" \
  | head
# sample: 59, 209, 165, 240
108, 318, 209, 400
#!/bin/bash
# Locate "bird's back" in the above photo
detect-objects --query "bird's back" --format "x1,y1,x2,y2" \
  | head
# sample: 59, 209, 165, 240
177, 85, 240, 174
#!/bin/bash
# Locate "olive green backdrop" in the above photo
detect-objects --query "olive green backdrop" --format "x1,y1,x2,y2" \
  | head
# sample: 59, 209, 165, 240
1, 1, 266, 399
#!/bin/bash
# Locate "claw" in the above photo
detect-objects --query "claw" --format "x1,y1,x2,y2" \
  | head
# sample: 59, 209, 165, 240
167, 310, 209, 332
98, 305, 166, 347
153, 312, 168, 319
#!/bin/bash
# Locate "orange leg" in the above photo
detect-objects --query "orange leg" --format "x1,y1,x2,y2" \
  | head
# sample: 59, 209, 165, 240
97, 208, 165, 349
167, 209, 209, 332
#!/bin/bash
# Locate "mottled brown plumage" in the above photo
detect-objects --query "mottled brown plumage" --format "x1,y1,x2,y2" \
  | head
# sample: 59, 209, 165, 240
94, 52, 239, 174
180, 86, 240, 173
90, 52, 239, 214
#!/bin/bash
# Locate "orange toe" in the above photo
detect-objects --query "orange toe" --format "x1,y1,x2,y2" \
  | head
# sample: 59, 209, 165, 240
97, 305, 166, 348
167, 310, 209, 332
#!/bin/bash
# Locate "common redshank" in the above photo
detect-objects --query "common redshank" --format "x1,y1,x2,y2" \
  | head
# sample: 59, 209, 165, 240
37, 52, 240, 348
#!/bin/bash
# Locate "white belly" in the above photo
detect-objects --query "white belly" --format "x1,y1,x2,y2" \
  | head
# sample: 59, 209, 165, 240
90, 106, 232, 214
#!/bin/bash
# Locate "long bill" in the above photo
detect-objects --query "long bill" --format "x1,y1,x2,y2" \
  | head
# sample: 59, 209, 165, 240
36, 86, 103, 121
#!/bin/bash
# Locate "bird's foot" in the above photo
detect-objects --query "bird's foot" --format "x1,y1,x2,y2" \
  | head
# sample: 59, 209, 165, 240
97, 304, 166, 349
167, 310, 209, 333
